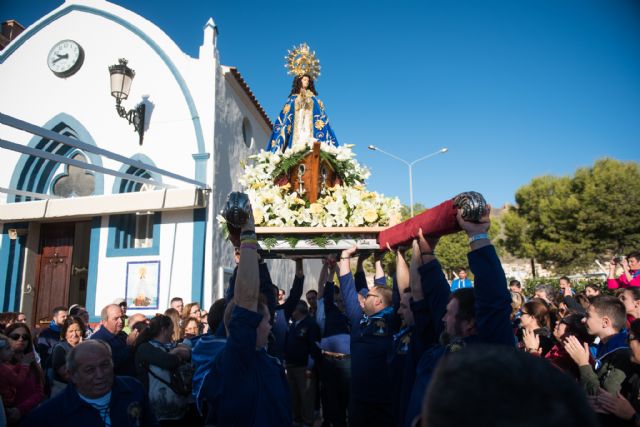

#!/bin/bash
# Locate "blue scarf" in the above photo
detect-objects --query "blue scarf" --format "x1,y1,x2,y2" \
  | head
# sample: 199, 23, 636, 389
360, 306, 394, 327
50, 320, 61, 333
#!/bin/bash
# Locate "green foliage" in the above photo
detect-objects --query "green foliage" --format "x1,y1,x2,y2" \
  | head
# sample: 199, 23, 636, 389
308, 235, 336, 248
318, 151, 361, 186
284, 236, 300, 248
270, 149, 311, 179
262, 237, 278, 250
502, 158, 640, 273
400, 203, 427, 221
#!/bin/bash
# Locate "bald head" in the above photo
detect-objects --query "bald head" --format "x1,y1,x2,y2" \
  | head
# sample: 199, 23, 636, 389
128, 313, 147, 330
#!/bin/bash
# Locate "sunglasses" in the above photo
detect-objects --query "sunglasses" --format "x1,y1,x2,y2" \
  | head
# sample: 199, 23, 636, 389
9, 333, 30, 341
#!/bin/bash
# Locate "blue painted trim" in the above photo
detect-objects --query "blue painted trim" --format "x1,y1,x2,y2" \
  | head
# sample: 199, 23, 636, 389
191, 208, 207, 305
86, 216, 102, 323
8, 113, 104, 202
9, 235, 26, 311
106, 212, 161, 257
192, 153, 210, 184
110, 153, 162, 194
0, 233, 13, 311
0, 223, 28, 312
0, 4, 205, 155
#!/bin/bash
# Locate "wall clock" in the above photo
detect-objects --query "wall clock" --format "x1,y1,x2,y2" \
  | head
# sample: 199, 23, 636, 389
47, 39, 84, 78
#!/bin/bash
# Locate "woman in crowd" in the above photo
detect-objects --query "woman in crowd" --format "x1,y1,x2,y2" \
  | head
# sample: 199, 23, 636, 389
520, 299, 554, 357
3, 323, 44, 425
181, 317, 201, 341
134, 314, 192, 426
524, 313, 593, 380
164, 308, 183, 343
0, 313, 19, 334
0, 333, 33, 422
182, 303, 201, 321
47, 316, 86, 397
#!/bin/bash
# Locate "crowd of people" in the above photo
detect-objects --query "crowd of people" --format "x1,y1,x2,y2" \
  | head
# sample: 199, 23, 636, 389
0, 204, 639, 426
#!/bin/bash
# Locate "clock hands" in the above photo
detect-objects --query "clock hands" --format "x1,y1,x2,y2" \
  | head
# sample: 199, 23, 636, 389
52, 53, 69, 64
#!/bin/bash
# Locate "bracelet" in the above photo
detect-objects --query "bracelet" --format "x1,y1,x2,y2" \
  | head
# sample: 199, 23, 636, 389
240, 236, 257, 244
340, 256, 350, 260
468, 233, 489, 243
240, 242, 258, 250
240, 230, 256, 237
421, 251, 434, 256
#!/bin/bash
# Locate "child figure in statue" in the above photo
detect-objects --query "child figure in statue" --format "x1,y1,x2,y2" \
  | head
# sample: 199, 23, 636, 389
266, 43, 339, 153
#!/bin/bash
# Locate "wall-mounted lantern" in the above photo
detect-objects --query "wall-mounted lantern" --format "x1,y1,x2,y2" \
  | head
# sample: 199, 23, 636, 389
108, 58, 145, 145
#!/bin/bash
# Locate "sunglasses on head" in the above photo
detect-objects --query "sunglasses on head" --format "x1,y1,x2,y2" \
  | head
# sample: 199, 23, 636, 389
9, 333, 30, 341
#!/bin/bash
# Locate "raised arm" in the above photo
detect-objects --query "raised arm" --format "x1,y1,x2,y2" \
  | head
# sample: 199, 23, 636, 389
458, 206, 514, 346
339, 245, 364, 335
415, 230, 448, 341
373, 251, 387, 285
323, 258, 338, 312
354, 252, 369, 294
281, 259, 304, 320
394, 245, 410, 295
234, 210, 259, 312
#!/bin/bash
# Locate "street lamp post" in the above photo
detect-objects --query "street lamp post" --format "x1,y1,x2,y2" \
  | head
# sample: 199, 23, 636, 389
368, 145, 448, 217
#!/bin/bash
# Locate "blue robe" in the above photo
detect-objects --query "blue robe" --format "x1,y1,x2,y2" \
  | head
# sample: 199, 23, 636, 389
266, 94, 339, 152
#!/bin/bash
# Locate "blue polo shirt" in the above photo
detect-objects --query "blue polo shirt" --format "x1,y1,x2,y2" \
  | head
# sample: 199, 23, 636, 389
209, 305, 291, 427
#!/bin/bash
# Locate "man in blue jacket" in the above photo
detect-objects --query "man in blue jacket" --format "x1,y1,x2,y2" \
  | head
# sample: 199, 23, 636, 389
205, 208, 291, 426
339, 246, 395, 427
22, 340, 157, 427
90, 304, 136, 376
404, 205, 515, 426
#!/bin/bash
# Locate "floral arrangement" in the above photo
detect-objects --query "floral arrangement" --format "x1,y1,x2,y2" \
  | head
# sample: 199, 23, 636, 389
218, 142, 401, 228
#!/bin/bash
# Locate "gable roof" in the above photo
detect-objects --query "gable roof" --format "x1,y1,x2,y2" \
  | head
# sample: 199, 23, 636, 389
223, 66, 273, 130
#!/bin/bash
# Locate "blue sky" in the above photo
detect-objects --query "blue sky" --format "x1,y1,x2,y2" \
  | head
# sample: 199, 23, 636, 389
3, 0, 640, 208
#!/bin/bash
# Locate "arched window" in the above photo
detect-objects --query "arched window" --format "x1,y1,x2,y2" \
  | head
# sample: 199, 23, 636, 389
51, 152, 95, 198
242, 117, 253, 148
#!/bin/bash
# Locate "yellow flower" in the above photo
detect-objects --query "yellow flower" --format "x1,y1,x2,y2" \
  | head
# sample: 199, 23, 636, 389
253, 208, 264, 225
283, 104, 291, 114
318, 100, 324, 110
363, 209, 378, 223
309, 203, 324, 215
314, 120, 325, 130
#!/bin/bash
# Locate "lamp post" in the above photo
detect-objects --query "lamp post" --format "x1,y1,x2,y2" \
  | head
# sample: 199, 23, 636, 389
108, 58, 145, 145
368, 145, 448, 217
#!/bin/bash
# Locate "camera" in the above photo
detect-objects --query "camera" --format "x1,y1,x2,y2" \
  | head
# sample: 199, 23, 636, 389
614, 255, 625, 264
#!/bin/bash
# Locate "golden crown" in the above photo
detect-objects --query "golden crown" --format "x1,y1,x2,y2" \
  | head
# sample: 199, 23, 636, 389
285, 43, 321, 80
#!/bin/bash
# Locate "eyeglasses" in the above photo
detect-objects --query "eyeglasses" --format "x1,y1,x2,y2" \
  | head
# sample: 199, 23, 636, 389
9, 333, 30, 341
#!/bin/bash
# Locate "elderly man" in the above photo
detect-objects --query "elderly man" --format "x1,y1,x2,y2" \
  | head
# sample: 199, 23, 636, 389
21, 340, 157, 427
90, 304, 135, 376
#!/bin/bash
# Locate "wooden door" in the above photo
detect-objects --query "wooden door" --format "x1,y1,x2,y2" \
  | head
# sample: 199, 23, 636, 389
34, 223, 74, 326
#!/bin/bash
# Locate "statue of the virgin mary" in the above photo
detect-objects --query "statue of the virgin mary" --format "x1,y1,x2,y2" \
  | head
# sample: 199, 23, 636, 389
266, 43, 339, 153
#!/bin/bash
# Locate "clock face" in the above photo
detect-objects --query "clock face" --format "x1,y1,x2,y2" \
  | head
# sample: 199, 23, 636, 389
47, 40, 84, 78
